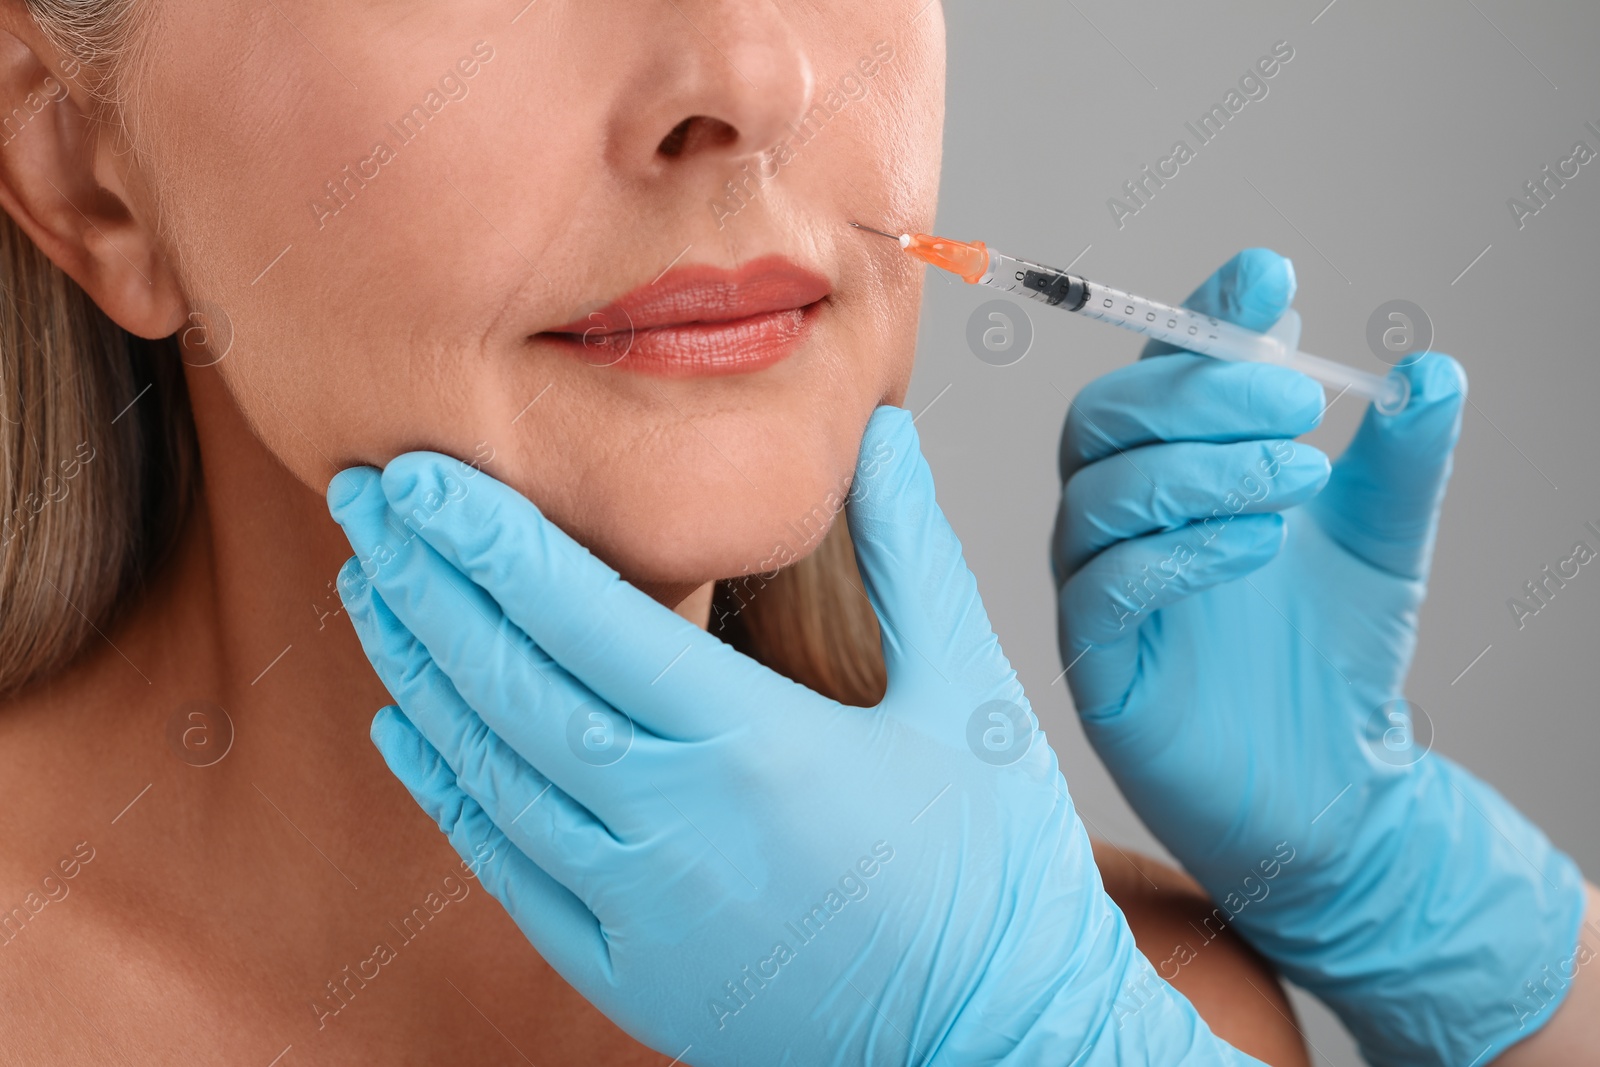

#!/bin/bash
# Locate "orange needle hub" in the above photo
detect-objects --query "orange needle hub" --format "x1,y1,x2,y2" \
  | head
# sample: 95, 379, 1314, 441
903, 233, 991, 283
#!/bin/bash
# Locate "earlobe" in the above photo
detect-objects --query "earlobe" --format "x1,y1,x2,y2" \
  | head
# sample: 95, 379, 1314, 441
0, 23, 187, 340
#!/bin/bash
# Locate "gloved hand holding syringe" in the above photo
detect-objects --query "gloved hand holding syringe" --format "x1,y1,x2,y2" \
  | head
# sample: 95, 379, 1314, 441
852, 223, 1411, 414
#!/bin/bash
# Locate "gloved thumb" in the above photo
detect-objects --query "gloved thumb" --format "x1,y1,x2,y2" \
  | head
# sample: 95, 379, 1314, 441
1308, 353, 1467, 581
846, 405, 1000, 692
1141, 247, 1297, 358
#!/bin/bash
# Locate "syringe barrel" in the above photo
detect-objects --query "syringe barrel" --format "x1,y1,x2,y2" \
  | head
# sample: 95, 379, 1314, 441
973, 247, 1408, 412
980, 252, 1285, 363
980, 251, 1091, 311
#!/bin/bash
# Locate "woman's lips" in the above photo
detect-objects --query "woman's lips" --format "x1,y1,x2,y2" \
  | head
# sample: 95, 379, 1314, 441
537, 255, 831, 377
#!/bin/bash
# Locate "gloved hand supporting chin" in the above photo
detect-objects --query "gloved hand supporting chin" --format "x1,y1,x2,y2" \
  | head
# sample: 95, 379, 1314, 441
329, 405, 1265, 1066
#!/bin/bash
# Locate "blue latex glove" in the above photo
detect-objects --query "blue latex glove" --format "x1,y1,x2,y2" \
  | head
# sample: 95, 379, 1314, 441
1053, 249, 1586, 1067
328, 406, 1263, 1066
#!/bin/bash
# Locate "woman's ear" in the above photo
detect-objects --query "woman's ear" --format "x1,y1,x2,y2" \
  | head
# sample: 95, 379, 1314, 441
0, 16, 186, 340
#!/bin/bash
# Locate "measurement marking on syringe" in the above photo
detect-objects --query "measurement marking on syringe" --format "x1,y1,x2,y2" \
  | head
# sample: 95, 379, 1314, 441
851, 222, 1411, 413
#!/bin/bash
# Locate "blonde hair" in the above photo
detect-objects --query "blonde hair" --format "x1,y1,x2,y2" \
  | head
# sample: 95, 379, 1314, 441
714, 525, 886, 707
1, 4, 884, 706
0, 2, 194, 698
27, 0, 147, 97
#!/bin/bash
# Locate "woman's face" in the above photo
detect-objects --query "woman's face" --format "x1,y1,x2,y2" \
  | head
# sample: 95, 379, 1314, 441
129, 0, 945, 595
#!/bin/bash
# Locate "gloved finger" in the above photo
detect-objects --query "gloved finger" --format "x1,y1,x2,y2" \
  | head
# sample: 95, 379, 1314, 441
369, 705, 609, 992
374, 452, 791, 739
1308, 352, 1467, 581
1057, 513, 1285, 720
342, 559, 627, 878
1060, 248, 1305, 482
1058, 356, 1324, 484
330, 470, 657, 827
1053, 438, 1329, 580
1139, 247, 1298, 360
845, 405, 1019, 708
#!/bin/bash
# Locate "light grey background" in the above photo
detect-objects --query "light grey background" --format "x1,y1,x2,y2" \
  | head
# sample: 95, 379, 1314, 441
915, 2, 1599, 1062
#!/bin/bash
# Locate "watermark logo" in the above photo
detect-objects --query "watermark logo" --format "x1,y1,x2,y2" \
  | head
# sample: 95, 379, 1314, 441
1365, 299, 1432, 368
1107, 40, 1295, 230
1113, 841, 1295, 1028
965, 299, 1033, 366
707, 841, 895, 1031
0, 75, 67, 148
1106, 441, 1298, 633
0, 440, 95, 550
566, 702, 634, 767
308, 41, 497, 232
1507, 522, 1599, 631
575, 307, 635, 368
309, 847, 490, 1029
180, 300, 234, 368
965, 699, 1034, 766
709, 41, 896, 229
0, 840, 95, 952
1506, 122, 1598, 231
1509, 935, 1597, 1031
1364, 699, 1433, 767
165, 701, 234, 768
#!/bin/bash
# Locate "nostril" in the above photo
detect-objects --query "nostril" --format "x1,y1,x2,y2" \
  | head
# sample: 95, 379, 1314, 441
657, 118, 693, 157
657, 115, 739, 158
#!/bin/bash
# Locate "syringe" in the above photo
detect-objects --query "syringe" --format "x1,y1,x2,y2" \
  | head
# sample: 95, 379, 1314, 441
852, 223, 1410, 414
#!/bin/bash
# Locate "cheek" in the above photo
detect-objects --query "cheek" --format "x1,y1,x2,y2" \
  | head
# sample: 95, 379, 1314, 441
142, 8, 588, 475
836, 20, 946, 403
139, 0, 945, 589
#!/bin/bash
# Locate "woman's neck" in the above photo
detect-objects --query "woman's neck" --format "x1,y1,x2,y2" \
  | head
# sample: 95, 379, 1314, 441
0, 357, 714, 1063
153, 364, 714, 800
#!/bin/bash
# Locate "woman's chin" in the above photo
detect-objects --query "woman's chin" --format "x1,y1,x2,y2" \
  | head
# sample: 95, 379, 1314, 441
479, 413, 867, 599
574, 496, 846, 599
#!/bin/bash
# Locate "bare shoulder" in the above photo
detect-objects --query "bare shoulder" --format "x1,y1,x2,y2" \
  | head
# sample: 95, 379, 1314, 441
0, 817, 105, 1064
0, 684, 119, 1062
0, 666, 120, 924
1092, 838, 1313, 1067
0, 652, 214, 1065
0, 670, 103, 1042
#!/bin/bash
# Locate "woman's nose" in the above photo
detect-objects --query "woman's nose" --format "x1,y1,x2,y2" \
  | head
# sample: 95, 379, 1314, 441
607, 0, 815, 173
